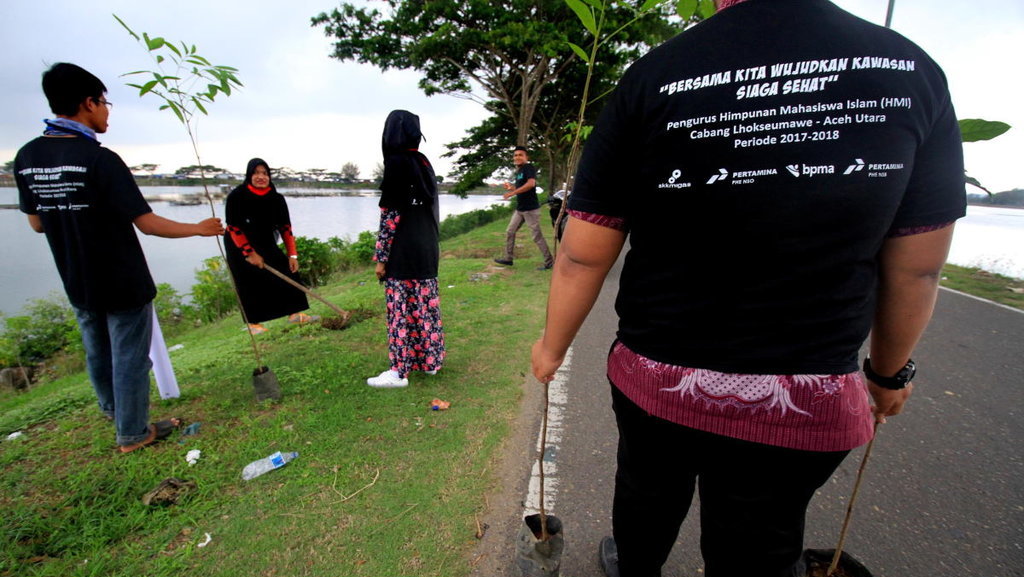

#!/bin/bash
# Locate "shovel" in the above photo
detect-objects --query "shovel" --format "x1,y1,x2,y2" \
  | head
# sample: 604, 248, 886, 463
263, 264, 351, 327
515, 381, 564, 577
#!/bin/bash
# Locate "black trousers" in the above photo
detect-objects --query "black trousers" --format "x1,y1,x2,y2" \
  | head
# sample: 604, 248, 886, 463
610, 385, 849, 577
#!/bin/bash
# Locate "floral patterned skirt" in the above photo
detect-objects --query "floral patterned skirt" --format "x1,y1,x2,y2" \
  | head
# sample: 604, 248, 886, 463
383, 278, 445, 377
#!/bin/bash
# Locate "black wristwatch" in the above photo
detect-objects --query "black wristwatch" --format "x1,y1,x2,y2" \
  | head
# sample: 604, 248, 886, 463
862, 357, 916, 390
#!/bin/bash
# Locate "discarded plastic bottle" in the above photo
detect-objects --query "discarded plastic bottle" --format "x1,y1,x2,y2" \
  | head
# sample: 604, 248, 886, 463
241, 451, 298, 481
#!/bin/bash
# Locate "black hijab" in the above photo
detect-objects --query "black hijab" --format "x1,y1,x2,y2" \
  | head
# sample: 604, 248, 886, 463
380, 110, 438, 208
244, 157, 275, 191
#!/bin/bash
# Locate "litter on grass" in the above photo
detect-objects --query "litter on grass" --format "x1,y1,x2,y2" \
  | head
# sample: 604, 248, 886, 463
197, 533, 212, 548
178, 422, 201, 444
5, 431, 24, 441
186, 449, 202, 466
430, 398, 451, 411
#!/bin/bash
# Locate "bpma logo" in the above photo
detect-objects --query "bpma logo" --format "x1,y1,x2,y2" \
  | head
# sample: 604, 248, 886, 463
786, 163, 835, 178
659, 169, 692, 189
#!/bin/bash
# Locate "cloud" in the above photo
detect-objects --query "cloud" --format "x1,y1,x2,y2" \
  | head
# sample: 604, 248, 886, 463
1, 0, 488, 177
3, 0, 1022, 191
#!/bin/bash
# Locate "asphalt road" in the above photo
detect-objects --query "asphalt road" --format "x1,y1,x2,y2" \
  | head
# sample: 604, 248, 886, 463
471, 255, 1023, 577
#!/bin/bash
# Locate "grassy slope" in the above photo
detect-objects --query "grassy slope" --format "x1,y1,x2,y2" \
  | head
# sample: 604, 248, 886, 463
1, 221, 1020, 577
0, 219, 553, 577
939, 263, 1024, 309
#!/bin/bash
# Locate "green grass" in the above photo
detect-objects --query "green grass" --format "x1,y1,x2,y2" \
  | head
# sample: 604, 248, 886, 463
0, 218, 554, 577
940, 263, 1024, 310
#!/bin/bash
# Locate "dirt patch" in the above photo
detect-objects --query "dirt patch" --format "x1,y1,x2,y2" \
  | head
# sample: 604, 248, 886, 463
321, 307, 376, 331
443, 248, 495, 259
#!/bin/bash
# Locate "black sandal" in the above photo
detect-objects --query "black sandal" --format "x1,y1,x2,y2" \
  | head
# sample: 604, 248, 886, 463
154, 418, 183, 440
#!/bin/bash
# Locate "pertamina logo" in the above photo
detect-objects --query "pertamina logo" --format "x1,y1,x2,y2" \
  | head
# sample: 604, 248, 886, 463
786, 163, 835, 178
844, 158, 865, 175
706, 168, 729, 184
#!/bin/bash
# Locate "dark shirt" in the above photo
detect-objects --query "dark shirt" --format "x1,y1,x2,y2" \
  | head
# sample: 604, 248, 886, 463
568, 0, 966, 374
513, 163, 540, 211
16, 135, 156, 311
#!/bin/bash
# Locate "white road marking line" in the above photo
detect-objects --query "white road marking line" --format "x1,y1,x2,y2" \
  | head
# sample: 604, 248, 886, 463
523, 346, 571, 515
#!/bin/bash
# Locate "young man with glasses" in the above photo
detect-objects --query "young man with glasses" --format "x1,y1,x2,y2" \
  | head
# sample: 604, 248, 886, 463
15, 63, 224, 453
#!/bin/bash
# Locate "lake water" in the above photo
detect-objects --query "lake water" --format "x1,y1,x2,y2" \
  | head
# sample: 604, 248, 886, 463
0, 186, 505, 316
2, 187, 1022, 316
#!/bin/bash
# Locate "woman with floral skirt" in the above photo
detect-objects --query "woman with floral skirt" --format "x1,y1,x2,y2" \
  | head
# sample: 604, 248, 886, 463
367, 110, 445, 388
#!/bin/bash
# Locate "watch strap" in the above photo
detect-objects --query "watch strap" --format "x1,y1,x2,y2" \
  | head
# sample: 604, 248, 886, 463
863, 357, 915, 390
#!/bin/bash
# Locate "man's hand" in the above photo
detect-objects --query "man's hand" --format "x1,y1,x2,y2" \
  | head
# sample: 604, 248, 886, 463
503, 182, 516, 199
375, 261, 386, 281
531, 338, 564, 385
867, 382, 913, 424
196, 217, 225, 236
289, 257, 299, 273
246, 252, 265, 269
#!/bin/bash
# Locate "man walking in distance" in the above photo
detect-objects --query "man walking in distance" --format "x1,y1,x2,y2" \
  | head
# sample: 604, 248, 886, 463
16, 63, 224, 453
494, 146, 554, 270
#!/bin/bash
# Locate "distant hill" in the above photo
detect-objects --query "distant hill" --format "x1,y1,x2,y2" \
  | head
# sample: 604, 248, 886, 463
968, 188, 1024, 208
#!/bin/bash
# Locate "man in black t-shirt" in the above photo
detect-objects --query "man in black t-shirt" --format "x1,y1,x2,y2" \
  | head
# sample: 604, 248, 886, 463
531, 1, 966, 576
16, 63, 223, 453
494, 146, 554, 270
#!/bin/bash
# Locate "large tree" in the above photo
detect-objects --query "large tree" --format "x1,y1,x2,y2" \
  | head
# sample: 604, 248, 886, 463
340, 162, 360, 182
313, 0, 683, 188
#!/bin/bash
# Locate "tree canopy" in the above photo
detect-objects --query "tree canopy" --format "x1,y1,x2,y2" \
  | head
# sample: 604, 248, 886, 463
312, 0, 688, 191
175, 164, 228, 176
340, 162, 361, 181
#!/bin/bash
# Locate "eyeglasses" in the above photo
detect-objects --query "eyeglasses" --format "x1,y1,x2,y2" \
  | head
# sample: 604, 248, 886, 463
95, 98, 113, 109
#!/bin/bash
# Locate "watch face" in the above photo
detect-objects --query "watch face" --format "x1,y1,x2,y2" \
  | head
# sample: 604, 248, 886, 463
896, 361, 916, 383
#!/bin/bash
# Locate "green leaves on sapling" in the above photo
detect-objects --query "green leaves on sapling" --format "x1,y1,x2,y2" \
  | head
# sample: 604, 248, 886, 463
959, 118, 1011, 143
113, 14, 242, 127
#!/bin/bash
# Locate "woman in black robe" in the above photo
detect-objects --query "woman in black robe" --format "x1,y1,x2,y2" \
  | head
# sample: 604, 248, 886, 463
224, 158, 310, 333
366, 110, 445, 388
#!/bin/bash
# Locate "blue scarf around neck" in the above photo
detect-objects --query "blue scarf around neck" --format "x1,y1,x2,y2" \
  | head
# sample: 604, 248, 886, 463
43, 118, 98, 141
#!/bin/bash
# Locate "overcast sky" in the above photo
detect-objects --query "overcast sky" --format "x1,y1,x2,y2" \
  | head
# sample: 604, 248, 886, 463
2, 0, 1022, 191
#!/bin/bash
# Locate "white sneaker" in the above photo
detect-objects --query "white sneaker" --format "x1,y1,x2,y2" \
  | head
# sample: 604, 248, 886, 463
367, 370, 408, 388
425, 369, 438, 375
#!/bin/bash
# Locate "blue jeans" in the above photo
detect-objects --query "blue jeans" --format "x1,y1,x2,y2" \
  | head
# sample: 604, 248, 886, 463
74, 302, 154, 446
